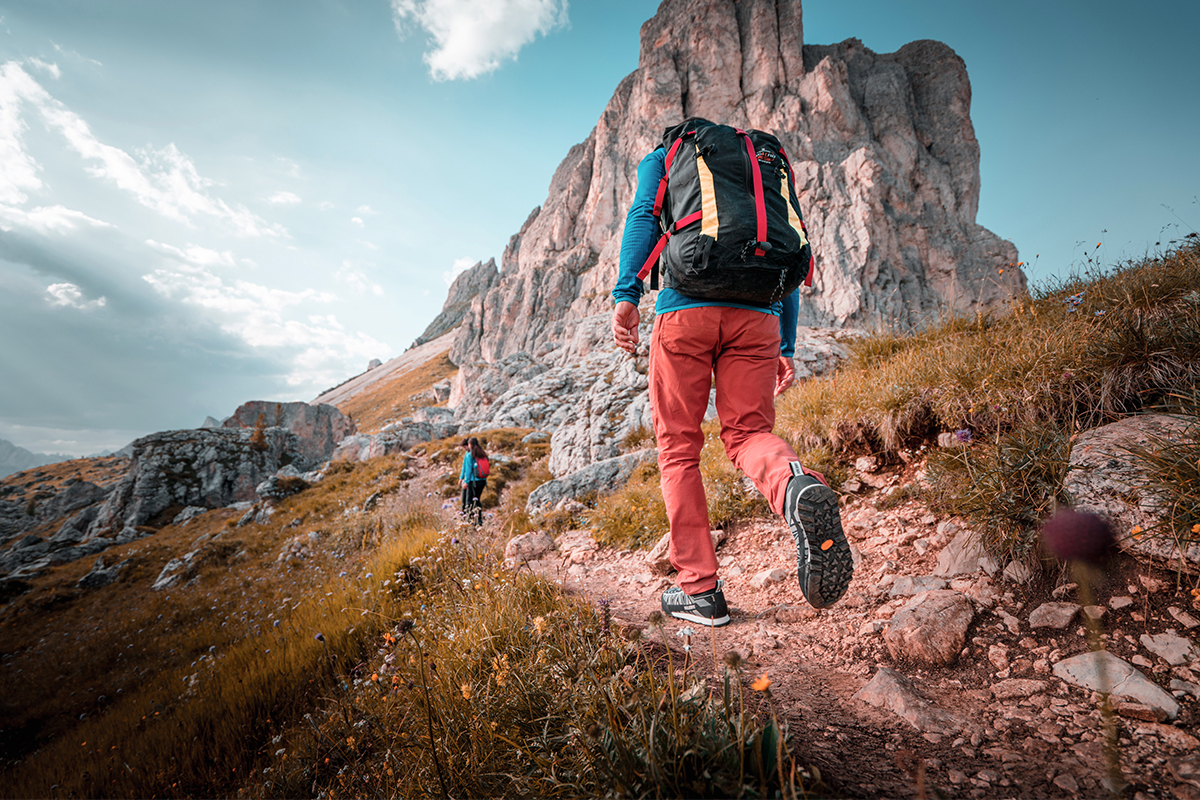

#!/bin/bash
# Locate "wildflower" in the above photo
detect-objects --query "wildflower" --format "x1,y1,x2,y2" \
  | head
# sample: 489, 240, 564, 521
1042, 509, 1115, 565
723, 651, 743, 670
396, 619, 414, 635
532, 616, 548, 636
751, 673, 771, 691
1095, 310, 1105, 317
383, 632, 395, 645
648, 611, 664, 626
461, 682, 472, 700
314, 632, 325, 643
954, 429, 973, 443
1132, 525, 1143, 540
676, 626, 695, 639
371, 673, 379, 682
1192, 524, 1200, 534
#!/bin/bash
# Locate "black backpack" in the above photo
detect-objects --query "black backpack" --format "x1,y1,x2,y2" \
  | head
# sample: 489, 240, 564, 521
636, 118, 813, 306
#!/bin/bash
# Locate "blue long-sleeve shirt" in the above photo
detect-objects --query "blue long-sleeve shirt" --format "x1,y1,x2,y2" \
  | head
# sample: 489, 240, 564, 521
459, 452, 479, 482
612, 147, 800, 357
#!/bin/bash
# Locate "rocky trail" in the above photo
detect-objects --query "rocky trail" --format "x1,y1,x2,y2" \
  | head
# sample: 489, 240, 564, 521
489, 456, 1200, 799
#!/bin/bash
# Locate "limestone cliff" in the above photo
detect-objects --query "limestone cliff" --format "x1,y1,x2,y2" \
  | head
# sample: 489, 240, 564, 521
448, 0, 1025, 477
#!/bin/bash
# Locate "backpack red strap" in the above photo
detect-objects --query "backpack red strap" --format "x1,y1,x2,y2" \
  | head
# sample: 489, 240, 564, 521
737, 130, 768, 257
779, 146, 814, 288
636, 211, 703, 281
653, 134, 690, 217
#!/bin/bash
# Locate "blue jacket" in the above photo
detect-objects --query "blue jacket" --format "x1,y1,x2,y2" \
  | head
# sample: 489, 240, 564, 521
612, 147, 800, 357
460, 452, 480, 482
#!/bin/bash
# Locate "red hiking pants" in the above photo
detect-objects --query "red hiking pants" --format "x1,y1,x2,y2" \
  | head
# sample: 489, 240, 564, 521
649, 306, 800, 596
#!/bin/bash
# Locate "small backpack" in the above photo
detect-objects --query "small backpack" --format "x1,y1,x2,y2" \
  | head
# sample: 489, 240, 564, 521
476, 456, 490, 478
637, 118, 813, 306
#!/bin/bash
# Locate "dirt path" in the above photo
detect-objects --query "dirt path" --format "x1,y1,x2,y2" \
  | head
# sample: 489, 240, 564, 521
509, 483, 1200, 799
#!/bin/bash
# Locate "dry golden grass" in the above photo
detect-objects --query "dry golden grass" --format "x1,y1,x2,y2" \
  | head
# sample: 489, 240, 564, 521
335, 353, 458, 434
0, 454, 423, 798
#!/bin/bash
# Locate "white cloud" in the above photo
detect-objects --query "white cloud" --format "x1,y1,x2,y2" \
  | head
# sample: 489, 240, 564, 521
28, 58, 60, 80
141, 265, 387, 389
317, 201, 335, 211
0, 61, 287, 238
350, 216, 365, 227
145, 239, 236, 267
45, 282, 106, 309
356, 204, 377, 215
336, 260, 384, 296
267, 190, 302, 205
391, 0, 569, 81
0, 203, 112, 233
443, 255, 476, 283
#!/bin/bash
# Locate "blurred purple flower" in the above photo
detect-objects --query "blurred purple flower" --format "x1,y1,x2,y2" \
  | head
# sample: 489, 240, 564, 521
954, 429, 973, 443
1042, 509, 1115, 565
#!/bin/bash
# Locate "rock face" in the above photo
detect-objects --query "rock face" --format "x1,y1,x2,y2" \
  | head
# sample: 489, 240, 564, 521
526, 449, 658, 513
411, 259, 500, 348
87, 427, 312, 537
222, 401, 355, 465
444, 0, 1023, 479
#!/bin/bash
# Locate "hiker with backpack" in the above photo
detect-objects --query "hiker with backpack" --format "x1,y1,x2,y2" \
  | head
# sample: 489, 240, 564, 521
611, 118, 852, 627
459, 437, 490, 525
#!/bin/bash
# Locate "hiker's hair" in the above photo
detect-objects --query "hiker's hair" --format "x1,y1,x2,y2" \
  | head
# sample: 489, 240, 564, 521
467, 437, 487, 461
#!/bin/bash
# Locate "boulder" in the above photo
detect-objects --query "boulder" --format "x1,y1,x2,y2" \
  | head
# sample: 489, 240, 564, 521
504, 531, 556, 564
1064, 414, 1200, 570
222, 400, 355, 465
1140, 632, 1196, 666
1028, 601, 1080, 629
883, 589, 975, 666
77, 556, 130, 589
1052, 650, 1179, 720
526, 449, 658, 513
933, 529, 998, 577
853, 666, 966, 734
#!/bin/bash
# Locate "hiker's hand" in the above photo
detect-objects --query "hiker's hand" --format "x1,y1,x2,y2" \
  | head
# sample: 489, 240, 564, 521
774, 356, 795, 397
612, 301, 640, 355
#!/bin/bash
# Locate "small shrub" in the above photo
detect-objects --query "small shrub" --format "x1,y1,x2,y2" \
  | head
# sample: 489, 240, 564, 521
925, 421, 1073, 563
621, 424, 656, 452
589, 462, 669, 550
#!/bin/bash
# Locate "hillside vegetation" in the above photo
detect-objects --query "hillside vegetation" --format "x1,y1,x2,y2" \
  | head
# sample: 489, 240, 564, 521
2, 243, 1197, 798
589, 242, 1200, 565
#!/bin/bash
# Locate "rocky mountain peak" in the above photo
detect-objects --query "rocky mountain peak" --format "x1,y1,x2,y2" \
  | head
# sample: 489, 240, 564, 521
437, 0, 1026, 478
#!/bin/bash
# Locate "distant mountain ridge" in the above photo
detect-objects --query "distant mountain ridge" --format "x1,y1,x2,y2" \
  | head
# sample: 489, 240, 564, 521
0, 439, 73, 480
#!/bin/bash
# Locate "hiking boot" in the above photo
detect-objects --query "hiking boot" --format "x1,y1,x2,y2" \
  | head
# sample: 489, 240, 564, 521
660, 585, 730, 627
784, 462, 853, 608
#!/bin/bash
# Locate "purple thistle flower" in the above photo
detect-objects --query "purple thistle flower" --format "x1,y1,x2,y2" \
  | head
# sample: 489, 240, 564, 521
1042, 509, 1115, 565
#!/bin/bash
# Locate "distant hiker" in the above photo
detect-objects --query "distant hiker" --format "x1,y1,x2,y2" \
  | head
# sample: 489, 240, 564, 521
459, 437, 489, 525
611, 118, 852, 627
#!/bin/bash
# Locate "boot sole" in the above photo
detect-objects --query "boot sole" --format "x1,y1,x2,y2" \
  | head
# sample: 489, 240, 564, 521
665, 609, 731, 627
789, 482, 853, 608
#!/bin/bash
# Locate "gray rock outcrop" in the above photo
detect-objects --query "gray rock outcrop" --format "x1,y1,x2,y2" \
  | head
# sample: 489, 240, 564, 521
1052, 651, 1179, 720
87, 427, 311, 538
222, 401, 355, 465
1064, 413, 1200, 570
526, 449, 658, 513
442, 0, 1023, 479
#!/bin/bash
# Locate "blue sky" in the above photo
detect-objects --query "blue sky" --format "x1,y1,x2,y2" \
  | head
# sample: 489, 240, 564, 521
0, 0, 1197, 457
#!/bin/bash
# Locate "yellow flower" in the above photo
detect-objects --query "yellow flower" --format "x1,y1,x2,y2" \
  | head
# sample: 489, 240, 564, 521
371, 673, 379, 682
1192, 523, 1200, 534
461, 682, 472, 701
533, 616, 548, 636
1132, 525, 1143, 539
751, 673, 771, 692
